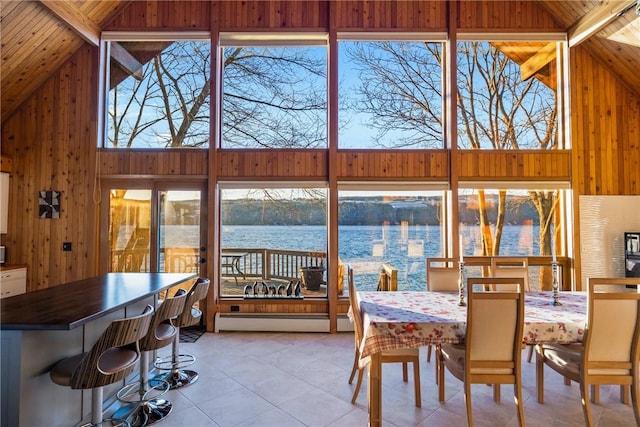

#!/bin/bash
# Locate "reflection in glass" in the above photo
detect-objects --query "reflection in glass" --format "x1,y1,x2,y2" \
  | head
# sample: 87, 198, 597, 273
109, 189, 152, 272
338, 190, 445, 293
159, 190, 201, 274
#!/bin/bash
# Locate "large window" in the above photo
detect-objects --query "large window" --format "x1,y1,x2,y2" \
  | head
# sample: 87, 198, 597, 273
458, 186, 568, 290
456, 39, 561, 150
219, 185, 328, 297
220, 34, 327, 148
338, 37, 444, 149
338, 187, 446, 292
104, 36, 211, 148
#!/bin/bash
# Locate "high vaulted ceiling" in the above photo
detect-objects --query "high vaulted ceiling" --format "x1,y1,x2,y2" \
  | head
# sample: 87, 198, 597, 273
1, 0, 639, 125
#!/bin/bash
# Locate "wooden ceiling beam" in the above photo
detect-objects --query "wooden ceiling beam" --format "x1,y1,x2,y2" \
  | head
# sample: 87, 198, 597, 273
38, 0, 100, 46
521, 42, 556, 81
109, 42, 144, 81
568, 0, 637, 47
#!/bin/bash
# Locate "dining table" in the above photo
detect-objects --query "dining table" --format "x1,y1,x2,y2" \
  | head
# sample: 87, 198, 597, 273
355, 290, 587, 427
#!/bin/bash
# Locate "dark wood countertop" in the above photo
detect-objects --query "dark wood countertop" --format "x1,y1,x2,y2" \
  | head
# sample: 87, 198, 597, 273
0, 272, 197, 331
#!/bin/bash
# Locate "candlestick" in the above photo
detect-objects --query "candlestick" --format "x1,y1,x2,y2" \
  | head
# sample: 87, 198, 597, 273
458, 260, 466, 306
551, 260, 562, 306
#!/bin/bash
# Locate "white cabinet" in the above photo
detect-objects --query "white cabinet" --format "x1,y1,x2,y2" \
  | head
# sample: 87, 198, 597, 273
0, 172, 8, 234
1, 268, 26, 299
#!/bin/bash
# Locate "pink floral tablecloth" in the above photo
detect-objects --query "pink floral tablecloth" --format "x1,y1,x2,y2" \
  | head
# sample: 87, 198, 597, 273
357, 291, 586, 359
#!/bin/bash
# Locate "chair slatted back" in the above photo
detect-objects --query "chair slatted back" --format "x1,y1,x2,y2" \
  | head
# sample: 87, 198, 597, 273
176, 277, 211, 328
70, 305, 154, 389
585, 278, 640, 375
490, 257, 530, 291
426, 257, 460, 292
465, 277, 525, 378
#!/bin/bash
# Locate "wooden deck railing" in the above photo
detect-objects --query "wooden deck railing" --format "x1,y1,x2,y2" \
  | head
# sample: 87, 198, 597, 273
110, 247, 327, 281
221, 248, 326, 282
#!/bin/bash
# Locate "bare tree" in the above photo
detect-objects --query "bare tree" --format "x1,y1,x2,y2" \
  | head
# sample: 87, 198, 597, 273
343, 41, 443, 148
108, 42, 326, 149
222, 46, 326, 148
346, 40, 559, 288
108, 41, 211, 148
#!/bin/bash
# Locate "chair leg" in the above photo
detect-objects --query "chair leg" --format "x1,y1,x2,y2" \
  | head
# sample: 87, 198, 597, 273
434, 344, 439, 384
348, 346, 359, 385
620, 385, 630, 405
579, 380, 594, 427
426, 344, 432, 362
590, 384, 599, 404
351, 367, 364, 404
464, 380, 473, 427
631, 376, 640, 426
493, 384, 501, 403
527, 344, 534, 363
437, 350, 445, 402
536, 348, 544, 403
402, 362, 408, 382
514, 377, 525, 427
412, 360, 421, 408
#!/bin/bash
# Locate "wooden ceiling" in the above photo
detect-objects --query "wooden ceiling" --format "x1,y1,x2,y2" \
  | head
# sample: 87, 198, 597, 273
1, 0, 639, 125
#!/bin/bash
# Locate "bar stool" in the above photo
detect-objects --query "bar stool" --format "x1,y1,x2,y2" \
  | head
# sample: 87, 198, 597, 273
113, 291, 187, 426
49, 305, 154, 427
153, 277, 210, 389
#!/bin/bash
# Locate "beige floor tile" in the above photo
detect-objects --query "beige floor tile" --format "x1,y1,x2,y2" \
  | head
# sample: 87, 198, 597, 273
140, 331, 638, 426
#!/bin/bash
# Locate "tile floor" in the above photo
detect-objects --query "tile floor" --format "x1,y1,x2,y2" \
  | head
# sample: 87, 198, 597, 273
143, 331, 637, 427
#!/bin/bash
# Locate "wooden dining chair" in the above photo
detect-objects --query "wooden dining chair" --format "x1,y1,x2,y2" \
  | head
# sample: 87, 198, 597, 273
437, 277, 526, 427
425, 257, 460, 365
535, 277, 640, 427
490, 256, 537, 363
348, 273, 422, 407
490, 257, 530, 292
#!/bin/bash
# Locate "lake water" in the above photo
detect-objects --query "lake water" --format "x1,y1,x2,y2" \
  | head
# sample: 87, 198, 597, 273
214, 224, 542, 291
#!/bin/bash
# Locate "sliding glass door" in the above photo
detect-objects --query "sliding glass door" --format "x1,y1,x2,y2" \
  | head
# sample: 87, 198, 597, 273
101, 181, 206, 276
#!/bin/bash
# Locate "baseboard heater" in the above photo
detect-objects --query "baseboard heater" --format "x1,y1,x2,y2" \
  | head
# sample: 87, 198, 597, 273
214, 313, 354, 333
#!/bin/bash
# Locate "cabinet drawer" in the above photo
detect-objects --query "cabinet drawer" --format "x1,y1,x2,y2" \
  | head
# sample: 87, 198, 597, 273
0, 268, 26, 299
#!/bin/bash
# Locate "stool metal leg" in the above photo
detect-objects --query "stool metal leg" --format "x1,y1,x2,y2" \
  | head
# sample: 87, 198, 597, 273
152, 328, 199, 389
113, 351, 172, 427
76, 387, 131, 427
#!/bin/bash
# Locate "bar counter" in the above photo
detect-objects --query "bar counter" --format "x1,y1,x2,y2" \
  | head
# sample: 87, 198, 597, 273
1, 272, 197, 330
1, 272, 197, 427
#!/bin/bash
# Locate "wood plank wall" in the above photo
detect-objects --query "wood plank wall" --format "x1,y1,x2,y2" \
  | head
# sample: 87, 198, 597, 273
330, 0, 447, 30
211, 0, 328, 29
337, 150, 449, 180
569, 46, 640, 289
571, 47, 640, 196
217, 150, 327, 179
2, 1, 638, 320
457, 150, 571, 181
99, 149, 208, 176
106, 0, 211, 30
1, 45, 99, 291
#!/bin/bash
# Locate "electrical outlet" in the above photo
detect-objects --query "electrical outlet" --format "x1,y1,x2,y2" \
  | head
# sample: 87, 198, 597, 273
62, 242, 72, 251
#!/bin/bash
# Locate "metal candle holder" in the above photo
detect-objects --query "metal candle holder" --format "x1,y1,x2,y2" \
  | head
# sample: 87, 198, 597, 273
458, 260, 467, 306
551, 260, 562, 306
